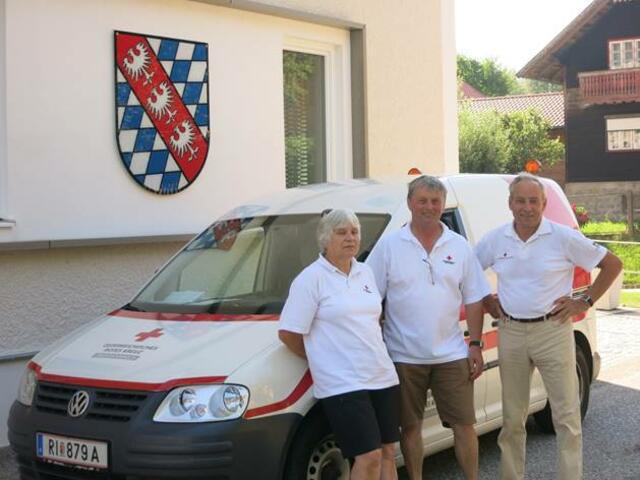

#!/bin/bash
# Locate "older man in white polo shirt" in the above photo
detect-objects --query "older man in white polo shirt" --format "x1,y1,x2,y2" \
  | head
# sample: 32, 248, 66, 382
475, 173, 622, 480
368, 175, 490, 480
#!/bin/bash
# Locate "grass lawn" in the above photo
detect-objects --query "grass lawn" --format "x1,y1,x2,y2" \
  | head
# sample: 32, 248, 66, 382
620, 290, 640, 308
606, 243, 640, 287
581, 222, 640, 287
581, 221, 629, 236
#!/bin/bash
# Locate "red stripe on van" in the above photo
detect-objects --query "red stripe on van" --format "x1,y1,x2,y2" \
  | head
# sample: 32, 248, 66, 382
573, 267, 590, 290
573, 312, 587, 322
29, 361, 226, 392
244, 370, 313, 419
109, 309, 279, 322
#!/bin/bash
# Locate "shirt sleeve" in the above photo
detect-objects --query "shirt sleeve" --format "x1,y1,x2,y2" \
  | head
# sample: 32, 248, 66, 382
562, 227, 608, 271
461, 242, 492, 305
278, 270, 319, 335
366, 237, 388, 299
473, 231, 495, 270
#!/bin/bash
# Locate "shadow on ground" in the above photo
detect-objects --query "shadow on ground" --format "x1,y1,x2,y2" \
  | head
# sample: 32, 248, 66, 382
398, 380, 640, 479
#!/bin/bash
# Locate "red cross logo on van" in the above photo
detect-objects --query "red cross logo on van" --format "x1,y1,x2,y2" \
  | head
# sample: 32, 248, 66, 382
135, 328, 164, 342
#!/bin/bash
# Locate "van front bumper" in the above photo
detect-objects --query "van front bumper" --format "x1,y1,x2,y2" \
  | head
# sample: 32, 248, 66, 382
8, 393, 300, 480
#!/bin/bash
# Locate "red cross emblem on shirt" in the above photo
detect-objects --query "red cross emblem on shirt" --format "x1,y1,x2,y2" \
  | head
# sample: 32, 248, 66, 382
135, 328, 164, 342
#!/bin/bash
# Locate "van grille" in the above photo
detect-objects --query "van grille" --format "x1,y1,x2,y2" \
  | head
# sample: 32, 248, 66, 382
35, 382, 148, 422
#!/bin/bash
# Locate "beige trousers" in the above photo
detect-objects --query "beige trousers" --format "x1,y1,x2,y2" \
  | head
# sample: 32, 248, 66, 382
497, 318, 582, 480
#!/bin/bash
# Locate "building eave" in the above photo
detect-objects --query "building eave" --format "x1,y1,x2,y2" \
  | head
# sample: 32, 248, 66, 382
517, 0, 631, 84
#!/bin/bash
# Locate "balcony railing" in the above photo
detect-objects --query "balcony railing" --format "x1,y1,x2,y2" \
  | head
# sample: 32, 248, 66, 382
579, 69, 640, 105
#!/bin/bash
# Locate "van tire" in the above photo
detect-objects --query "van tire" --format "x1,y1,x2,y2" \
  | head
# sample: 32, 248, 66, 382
284, 412, 350, 480
533, 345, 591, 434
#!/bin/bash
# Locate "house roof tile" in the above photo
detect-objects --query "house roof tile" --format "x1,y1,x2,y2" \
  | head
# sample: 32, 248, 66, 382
460, 82, 486, 98
459, 92, 564, 128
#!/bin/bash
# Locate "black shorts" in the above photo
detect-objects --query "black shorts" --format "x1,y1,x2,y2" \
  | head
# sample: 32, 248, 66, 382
321, 385, 400, 458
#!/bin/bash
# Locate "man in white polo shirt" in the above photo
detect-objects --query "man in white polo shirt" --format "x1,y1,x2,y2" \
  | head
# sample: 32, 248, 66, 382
368, 175, 490, 480
475, 173, 622, 480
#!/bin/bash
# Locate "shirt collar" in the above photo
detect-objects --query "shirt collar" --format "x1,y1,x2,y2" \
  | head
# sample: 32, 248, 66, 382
504, 217, 552, 242
401, 221, 453, 249
317, 253, 362, 276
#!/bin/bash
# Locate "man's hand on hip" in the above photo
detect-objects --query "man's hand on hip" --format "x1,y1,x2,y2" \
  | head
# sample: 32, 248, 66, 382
551, 296, 589, 323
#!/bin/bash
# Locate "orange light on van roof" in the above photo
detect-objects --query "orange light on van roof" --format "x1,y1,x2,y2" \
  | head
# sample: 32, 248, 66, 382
408, 167, 422, 175
524, 159, 541, 174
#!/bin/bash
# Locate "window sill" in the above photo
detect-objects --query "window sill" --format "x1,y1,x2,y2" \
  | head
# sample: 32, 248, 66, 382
0, 233, 193, 251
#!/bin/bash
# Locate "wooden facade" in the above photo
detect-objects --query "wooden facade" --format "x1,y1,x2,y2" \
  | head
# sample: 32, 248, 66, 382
561, 1, 640, 183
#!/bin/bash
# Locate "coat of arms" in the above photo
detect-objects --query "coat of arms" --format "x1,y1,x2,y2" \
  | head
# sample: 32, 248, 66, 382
114, 31, 210, 194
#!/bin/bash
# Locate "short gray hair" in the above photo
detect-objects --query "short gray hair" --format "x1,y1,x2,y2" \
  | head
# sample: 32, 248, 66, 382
407, 175, 447, 201
509, 173, 546, 201
316, 209, 360, 251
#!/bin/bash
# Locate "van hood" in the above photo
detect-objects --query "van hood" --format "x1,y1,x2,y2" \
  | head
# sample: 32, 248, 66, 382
33, 310, 280, 391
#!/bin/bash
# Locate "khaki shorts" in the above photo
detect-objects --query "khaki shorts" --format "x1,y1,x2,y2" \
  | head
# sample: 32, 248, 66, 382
395, 359, 476, 428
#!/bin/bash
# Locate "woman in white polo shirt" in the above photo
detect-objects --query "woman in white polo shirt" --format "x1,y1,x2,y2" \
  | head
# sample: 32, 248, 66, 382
279, 209, 400, 480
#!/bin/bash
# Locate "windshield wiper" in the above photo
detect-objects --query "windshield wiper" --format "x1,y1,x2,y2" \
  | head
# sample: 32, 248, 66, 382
122, 303, 146, 312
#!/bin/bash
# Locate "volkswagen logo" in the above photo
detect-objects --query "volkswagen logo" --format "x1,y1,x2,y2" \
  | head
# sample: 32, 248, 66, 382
67, 391, 90, 418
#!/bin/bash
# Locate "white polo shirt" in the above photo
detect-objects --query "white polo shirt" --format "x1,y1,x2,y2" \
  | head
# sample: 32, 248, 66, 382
474, 218, 607, 318
279, 255, 399, 399
367, 223, 490, 364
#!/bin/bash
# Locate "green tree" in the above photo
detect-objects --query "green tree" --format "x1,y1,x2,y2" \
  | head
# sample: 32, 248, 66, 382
458, 107, 564, 174
500, 109, 565, 173
457, 55, 522, 97
458, 108, 509, 172
458, 55, 562, 96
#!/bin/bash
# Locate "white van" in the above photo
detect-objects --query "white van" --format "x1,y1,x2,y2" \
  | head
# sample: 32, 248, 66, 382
8, 174, 600, 479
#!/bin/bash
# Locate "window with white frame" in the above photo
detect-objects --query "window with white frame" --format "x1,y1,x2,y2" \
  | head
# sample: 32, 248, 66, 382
609, 38, 640, 69
282, 36, 352, 189
283, 50, 326, 188
606, 116, 640, 151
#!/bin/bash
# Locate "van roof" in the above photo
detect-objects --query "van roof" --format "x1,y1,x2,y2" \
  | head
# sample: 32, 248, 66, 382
220, 176, 453, 218
218, 174, 568, 225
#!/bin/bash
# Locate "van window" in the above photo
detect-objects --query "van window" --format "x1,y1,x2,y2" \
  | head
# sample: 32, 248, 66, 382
441, 209, 466, 238
129, 213, 390, 314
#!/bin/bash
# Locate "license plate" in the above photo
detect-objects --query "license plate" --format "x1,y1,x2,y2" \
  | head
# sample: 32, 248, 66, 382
36, 433, 108, 469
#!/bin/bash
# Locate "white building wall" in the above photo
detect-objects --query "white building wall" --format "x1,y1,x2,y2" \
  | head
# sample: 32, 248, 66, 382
0, 0, 351, 242
0, 241, 185, 447
0, 0, 457, 446
229, 0, 460, 176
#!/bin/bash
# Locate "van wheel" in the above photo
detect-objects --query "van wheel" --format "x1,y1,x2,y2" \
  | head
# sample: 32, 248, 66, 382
284, 413, 350, 480
533, 345, 591, 434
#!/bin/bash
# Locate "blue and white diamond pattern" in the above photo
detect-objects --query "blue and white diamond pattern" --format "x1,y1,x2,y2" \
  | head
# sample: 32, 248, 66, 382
116, 36, 209, 194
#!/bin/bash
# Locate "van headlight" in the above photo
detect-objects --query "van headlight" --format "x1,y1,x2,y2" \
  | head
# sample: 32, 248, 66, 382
17, 368, 37, 406
153, 385, 250, 422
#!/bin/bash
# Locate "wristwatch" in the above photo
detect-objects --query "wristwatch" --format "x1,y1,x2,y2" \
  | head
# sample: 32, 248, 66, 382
579, 294, 594, 307
469, 340, 484, 349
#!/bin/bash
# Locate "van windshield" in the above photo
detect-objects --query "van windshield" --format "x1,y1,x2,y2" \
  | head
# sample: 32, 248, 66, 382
128, 213, 390, 314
